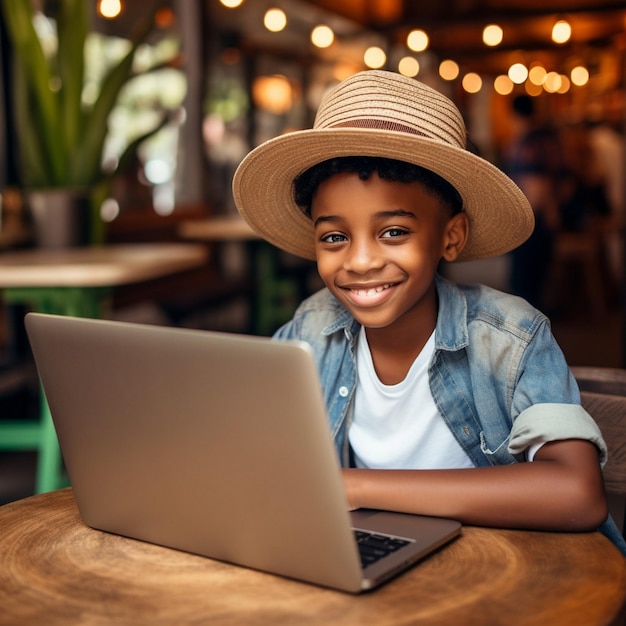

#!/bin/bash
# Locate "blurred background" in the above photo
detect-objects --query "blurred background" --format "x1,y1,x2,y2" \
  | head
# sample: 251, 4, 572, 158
0, 0, 625, 501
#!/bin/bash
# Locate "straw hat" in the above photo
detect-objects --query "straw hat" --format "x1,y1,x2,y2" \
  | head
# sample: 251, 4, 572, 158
232, 70, 533, 262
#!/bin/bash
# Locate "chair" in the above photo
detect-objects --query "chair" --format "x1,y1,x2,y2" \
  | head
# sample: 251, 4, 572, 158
571, 366, 626, 537
0, 365, 66, 495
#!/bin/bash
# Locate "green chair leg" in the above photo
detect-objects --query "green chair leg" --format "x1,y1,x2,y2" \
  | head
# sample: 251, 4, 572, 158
34, 392, 66, 493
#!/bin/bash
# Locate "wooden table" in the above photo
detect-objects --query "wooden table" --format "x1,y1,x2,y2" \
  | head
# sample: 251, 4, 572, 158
0, 244, 208, 493
180, 216, 308, 335
1, 489, 624, 626
0, 243, 208, 317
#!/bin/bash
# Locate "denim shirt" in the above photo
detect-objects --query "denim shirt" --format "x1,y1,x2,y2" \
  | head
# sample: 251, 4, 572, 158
274, 274, 626, 554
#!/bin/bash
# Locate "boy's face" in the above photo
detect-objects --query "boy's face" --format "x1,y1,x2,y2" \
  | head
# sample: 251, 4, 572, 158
310, 171, 467, 331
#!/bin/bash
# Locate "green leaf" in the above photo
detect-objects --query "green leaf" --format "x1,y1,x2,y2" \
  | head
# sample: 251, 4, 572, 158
69, 4, 169, 185
56, 0, 88, 161
0, 0, 66, 184
0, 0, 174, 189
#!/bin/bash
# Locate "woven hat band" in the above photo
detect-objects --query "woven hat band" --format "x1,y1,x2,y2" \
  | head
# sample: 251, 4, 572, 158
328, 119, 431, 139
313, 72, 467, 149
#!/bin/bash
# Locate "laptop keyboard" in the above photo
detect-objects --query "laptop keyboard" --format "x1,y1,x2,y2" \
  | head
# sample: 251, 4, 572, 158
354, 530, 411, 568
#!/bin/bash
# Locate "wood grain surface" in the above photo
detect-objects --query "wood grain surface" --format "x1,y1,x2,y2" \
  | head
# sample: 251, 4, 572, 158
0, 489, 625, 626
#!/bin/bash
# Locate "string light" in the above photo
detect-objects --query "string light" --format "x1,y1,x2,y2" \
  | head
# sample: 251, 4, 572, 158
571, 66, 589, 86
364, 46, 386, 69
462, 72, 482, 93
439, 59, 459, 81
552, 19, 571, 44
311, 25, 334, 48
493, 75, 514, 95
528, 64, 547, 86
543, 71, 562, 92
264, 8, 287, 32
98, 0, 122, 19
398, 57, 419, 77
219, 0, 245, 8
508, 62, 528, 84
483, 24, 503, 47
406, 29, 429, 52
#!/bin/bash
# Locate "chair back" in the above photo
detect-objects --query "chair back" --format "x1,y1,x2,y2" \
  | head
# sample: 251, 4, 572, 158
571, 366, 626, 537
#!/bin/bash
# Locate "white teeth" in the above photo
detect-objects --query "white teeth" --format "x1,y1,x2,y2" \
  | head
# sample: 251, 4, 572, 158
353, 283, 392, 297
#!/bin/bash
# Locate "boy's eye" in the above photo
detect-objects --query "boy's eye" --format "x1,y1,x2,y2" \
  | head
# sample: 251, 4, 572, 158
381, 228, 409, 238
320, 232, 347, 244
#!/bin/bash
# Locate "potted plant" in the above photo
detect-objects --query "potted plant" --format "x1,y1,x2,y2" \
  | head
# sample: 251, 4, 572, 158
0, 0, 177, 246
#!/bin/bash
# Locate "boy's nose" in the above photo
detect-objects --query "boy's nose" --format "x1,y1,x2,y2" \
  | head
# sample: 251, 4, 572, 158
343, 240, 384, 274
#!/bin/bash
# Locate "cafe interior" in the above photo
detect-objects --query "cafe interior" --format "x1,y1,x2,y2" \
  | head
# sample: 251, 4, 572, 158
0, 0, 625, 493
0, 1, 626, 622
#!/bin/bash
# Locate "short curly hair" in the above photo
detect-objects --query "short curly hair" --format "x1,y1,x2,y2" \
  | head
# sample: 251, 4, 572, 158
293, 156, 463, 217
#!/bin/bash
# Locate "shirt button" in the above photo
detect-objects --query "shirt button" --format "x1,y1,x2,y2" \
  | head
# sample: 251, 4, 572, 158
339, 386, 349, 397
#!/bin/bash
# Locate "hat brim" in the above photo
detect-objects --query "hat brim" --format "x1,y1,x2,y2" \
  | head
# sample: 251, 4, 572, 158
232, 127, 534, 262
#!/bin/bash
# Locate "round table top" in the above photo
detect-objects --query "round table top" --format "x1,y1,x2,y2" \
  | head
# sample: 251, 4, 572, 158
1, 489, 625, 626
179, 216, 260, 242
0, 243, 208, 287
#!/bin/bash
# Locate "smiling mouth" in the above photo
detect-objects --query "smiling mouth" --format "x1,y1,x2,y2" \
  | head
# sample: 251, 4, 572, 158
348, 283, 394, 297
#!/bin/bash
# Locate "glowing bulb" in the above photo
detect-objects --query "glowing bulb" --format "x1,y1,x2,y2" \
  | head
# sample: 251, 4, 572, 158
552, 20, 571, 44
483, 24, 503, 46
364, 46, 386, 69
462, 73, 482, 93
494, 75, 514, 95
571, 66, 589, 86
311, 25, 334, 48
508, 63, 528, 84
543, 71, 562, 93
398, 57, 419, 77
98, 0, 121, 19
264, 8, 286, 32
407, 29, 429, 52
439, 59, 459, 81
528, 65, 547, 85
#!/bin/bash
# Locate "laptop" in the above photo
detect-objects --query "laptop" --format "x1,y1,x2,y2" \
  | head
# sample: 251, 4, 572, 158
25, 312, 461, 593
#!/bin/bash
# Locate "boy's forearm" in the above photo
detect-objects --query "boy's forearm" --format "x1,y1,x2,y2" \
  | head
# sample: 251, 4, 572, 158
342, 440, 608, 532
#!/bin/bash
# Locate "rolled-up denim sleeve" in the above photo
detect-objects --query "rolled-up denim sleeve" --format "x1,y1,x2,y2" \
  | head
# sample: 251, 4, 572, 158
508, 403, 608, 465
506, 318, 607, 464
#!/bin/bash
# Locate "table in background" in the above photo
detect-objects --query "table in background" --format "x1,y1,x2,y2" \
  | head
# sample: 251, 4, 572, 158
1, 488, 624, 626
180, 215, 312, 335
0, 244, 208, 493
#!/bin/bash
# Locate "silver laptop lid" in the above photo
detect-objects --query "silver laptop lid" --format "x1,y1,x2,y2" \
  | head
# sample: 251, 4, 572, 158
26, 313, 364, 591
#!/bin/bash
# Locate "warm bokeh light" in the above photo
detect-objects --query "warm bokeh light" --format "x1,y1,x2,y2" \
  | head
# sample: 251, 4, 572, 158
439, 59, 459, 81
508, 62, 528, 84
493, 74, 514, 95
311, 25, 334, 48
525, 81, 543, 96
462, 72, 482, 93
528, 64, 547, 86
557, 74, 570, 94
252, 75, 292, 114
364, 46, 386, 69
483, 24, 503, 46
398, 56, 419, 77
264, 8, 287, 32
98, 0, 122, 19
407, 29, 429, 52
220, 0, 245, 7
571, 65, 589, 86
552, 19, 571, 44
543, 71, 562, 93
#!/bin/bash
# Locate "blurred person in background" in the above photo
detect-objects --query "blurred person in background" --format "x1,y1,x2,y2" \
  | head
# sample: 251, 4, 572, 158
504, 95, 568, 310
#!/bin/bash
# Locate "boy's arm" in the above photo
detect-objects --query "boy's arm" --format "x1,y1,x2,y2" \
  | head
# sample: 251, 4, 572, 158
342, 439, 608, 531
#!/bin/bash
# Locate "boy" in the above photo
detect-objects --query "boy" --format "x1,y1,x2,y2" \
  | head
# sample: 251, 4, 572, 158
233, 70, 624, 551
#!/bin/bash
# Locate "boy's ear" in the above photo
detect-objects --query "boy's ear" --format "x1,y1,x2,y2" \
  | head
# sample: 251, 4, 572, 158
442, 212, 469, 262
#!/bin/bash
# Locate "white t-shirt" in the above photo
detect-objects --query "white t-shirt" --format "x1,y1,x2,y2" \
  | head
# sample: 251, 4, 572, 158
350, 327, 475, 470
